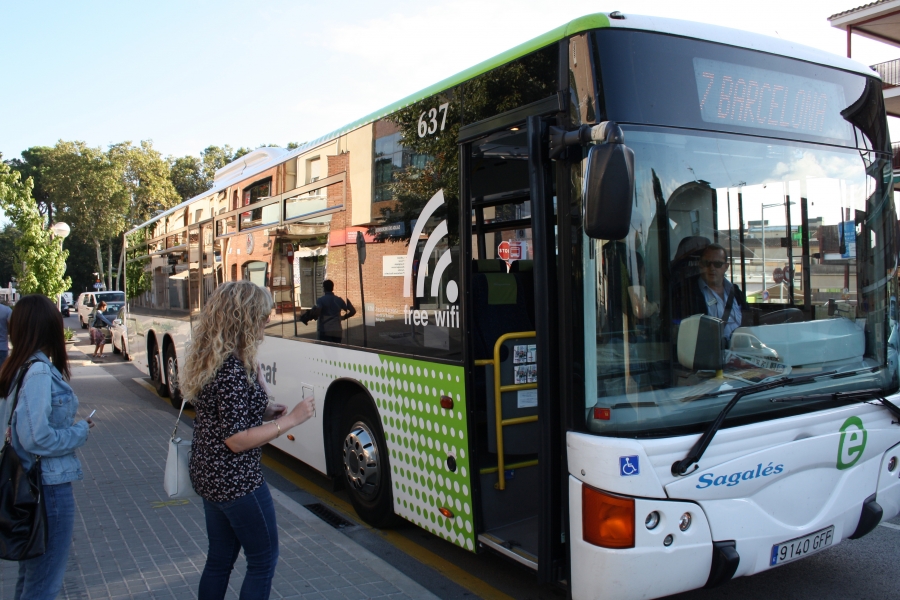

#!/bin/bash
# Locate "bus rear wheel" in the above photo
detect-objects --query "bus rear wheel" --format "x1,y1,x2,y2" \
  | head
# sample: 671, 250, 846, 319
164, 345, 182, 409
149, 340, 168, 398
340, 396, 396, 528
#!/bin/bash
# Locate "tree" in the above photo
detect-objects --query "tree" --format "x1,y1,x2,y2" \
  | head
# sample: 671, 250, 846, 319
0, 162, 70, 297
42, 141, 128, 293
108, 140, 181, 290
7, 146, 54, 222
169, 155, 207, 202
200, 145, 237, 184
232, 147, 253, 161
0, 224, 22, 288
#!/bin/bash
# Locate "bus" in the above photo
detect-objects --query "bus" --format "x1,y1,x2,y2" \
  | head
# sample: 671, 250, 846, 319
124, 12, 900, 599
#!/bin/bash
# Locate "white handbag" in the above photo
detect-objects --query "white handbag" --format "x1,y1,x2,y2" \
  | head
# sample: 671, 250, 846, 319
164, 399, 198, 499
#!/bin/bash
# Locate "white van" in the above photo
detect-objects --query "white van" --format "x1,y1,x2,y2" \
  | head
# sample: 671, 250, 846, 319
76, 291, 126, 329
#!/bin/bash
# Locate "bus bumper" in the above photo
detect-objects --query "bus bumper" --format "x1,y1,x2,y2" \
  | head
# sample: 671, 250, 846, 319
569, 476, 713, 600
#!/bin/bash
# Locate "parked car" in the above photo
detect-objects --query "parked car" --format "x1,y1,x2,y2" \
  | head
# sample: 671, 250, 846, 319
110, 306, 130, 360
59, 297, 70, 317
77, 291, 125, 329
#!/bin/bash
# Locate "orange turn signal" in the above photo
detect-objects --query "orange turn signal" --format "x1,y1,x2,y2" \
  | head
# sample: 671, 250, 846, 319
439, 507, 455, 519
582, 484, 634, 548
286, 434, 295, 441
440, 395, 454, 409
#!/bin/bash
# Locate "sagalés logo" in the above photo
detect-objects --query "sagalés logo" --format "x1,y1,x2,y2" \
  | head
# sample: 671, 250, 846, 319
402, 189, 459, 328
836, 416, 867, 470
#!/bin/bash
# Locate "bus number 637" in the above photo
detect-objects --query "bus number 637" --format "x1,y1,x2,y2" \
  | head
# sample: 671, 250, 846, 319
418, 102, 450, 137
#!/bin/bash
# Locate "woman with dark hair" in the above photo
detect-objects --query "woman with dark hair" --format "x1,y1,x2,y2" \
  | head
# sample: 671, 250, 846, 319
89, 300, 112, 359
0, 294, 94, 599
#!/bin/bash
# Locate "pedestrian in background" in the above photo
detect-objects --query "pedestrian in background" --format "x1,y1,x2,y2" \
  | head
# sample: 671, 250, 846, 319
89, 300, 112, 359
0, 294, 94, 599
0, 301, 11, 369
182, 281, 315, 600
313, 279, 355, 343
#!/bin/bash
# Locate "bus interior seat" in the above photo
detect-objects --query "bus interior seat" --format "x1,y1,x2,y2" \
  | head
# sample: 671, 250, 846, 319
471, 269, 533, 360
670, 236, 710, 323
472, 259, 507, 273
509, 260, 535, 325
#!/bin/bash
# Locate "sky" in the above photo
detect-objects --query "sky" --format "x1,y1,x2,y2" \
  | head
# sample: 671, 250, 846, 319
2, 0, 899, 163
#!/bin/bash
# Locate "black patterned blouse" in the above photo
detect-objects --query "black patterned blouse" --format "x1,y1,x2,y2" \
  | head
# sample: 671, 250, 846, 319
189, 355, 268, 502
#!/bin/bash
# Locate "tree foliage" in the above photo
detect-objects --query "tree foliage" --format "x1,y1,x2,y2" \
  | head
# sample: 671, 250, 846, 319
0, 162, 70, 297
0, 224, 22, 288
169, 155, 206, 202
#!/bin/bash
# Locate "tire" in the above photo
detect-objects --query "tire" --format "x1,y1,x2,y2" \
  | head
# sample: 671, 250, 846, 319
164, 345, 182, 409
149, 340, 168, 398
80, 316, 87, 329
122, 342, 130, 362
339, 395, 397, 528
112, 338, 121, 354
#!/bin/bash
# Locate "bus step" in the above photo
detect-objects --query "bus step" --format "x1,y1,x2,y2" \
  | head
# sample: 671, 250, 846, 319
303, 503, 355, 529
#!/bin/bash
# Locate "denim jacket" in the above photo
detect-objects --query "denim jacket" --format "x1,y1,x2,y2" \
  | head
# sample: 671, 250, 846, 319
0, 351, 90, 485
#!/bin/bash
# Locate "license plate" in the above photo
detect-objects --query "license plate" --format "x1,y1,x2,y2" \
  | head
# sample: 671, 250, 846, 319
770, 525, 834, 566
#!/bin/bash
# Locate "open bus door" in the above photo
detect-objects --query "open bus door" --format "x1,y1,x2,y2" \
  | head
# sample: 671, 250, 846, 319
461, 110, 566, 583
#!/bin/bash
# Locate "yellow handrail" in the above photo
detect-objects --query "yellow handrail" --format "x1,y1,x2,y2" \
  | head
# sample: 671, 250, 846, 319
479, 331, 537, 490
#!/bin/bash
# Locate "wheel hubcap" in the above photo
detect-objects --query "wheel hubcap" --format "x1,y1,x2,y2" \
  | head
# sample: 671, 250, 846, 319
167, 356, 178, 393
150, 351, 160, 379
342, 422, 380, 498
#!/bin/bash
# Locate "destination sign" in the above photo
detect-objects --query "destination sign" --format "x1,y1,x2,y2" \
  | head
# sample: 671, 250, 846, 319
693, 58, 852, 142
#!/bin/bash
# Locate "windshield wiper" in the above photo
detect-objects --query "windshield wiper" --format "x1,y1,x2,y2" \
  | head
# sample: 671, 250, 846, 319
773, 389, 900, 421
769, 388, 883, 403
671, 371, 836, 476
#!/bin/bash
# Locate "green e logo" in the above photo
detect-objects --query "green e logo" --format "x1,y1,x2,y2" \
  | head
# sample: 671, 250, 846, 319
837, 416, 867, 470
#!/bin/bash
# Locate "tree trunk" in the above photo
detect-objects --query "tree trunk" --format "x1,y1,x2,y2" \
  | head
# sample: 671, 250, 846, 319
115, 238, 125, 291
94, 240, 104, 290
107, 243, 113, 291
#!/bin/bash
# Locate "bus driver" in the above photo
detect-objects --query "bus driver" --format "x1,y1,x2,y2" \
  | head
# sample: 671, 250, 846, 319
677, 243, 748, 343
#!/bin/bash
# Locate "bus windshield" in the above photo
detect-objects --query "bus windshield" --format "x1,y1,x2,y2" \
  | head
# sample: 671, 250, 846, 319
583, 126, 898, 437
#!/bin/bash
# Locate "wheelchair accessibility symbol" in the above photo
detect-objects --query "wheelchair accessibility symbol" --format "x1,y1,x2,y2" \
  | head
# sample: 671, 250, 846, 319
619, 455, 640, 477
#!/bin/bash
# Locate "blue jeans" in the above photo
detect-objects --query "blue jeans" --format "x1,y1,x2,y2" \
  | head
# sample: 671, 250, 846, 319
199, 483, 279, 600
15, 482, 75, 600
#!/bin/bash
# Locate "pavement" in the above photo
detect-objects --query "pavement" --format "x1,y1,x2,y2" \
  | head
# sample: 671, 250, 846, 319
0, 341, 440, 600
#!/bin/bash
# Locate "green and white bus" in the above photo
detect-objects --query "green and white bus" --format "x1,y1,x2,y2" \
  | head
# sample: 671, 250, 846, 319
124, 12, 900, 599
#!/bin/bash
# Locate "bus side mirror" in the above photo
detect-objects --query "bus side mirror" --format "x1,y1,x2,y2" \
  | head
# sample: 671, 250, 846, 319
583, 136, 635, 240
677, 314, 724, 371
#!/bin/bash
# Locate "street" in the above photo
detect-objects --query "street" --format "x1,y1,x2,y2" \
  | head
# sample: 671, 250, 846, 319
3, 313, 892, 600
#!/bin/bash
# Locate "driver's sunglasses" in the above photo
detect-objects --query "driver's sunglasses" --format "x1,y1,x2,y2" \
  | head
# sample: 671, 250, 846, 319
701, 260, 726, 269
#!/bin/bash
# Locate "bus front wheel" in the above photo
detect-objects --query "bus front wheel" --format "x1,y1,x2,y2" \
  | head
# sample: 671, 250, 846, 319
340, 397, 396, 528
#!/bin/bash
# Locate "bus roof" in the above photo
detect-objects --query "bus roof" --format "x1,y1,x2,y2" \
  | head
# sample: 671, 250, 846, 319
130, 12, 877, 234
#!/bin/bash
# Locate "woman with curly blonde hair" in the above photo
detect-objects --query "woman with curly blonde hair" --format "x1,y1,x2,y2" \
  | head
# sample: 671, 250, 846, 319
184, 280, 314, 600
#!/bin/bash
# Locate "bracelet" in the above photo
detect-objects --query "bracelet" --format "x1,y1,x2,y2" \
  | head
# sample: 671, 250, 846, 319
273, 420, 282, 437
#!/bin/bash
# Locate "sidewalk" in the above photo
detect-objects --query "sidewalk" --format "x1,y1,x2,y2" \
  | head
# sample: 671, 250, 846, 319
0, 349, 439, 599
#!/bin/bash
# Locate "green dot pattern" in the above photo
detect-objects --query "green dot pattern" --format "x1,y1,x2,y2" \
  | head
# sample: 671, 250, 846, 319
312, 354, 473, 551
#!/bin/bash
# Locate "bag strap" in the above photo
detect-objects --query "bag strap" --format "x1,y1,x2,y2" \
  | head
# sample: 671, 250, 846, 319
6, 360, 37, 429
171, 398, 188, 441
5, 359, 38, 448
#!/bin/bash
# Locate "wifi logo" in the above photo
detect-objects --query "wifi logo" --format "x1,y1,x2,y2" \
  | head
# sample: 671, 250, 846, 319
403, 189, 458, 303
